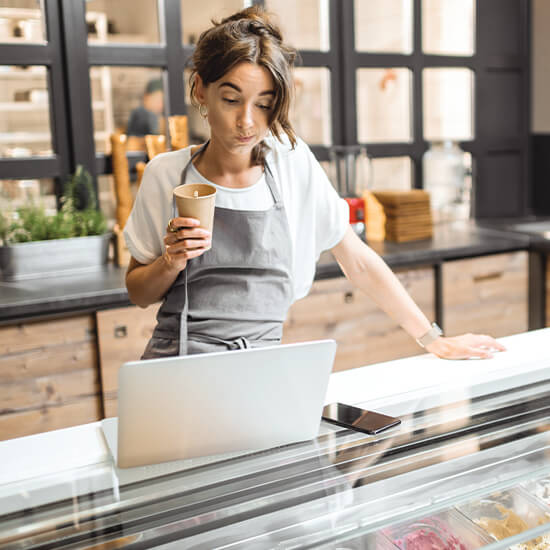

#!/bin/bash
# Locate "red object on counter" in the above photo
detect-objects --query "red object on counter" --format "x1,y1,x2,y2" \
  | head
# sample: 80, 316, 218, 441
344, 197, 365, 224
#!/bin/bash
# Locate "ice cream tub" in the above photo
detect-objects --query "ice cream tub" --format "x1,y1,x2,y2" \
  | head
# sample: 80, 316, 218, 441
522, 476, 550, 508
323, 530, 399, 550
380, 508, 491, 550
455, 488, 550, 543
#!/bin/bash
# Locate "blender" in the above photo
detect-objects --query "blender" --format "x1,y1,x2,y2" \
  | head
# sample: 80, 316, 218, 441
329, 145, 372, 235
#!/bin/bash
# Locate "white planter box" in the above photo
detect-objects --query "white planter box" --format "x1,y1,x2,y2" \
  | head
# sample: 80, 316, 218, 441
0, 233, 111, 281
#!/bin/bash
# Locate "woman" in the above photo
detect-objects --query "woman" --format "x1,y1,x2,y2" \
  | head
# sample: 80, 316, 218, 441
124, 7, 504, 360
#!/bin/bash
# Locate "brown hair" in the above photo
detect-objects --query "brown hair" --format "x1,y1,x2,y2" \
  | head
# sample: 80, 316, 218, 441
188, 6, 298, 165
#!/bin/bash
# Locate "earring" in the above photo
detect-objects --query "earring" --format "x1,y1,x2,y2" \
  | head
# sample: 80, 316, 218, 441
199, 104, 208, 118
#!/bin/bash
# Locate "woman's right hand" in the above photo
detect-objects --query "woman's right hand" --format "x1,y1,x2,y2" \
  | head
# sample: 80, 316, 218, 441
163, 217, 211, 273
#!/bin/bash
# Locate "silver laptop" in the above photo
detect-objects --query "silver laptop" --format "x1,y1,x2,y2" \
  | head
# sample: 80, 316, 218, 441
108, 340, 336, 468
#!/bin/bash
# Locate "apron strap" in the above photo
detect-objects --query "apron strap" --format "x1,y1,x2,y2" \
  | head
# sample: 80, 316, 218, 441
264, 161, 282, 206
176, 143, 209, 356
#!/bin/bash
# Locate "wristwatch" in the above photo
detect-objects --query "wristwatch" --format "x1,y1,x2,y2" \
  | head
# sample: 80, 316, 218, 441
416, 322, 443, 348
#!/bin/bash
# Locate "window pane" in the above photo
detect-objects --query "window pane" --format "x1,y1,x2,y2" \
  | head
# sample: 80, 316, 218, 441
371, 157, 412, 191
422, 0, 475, 55
354, 0, 412, 53
90, 67, 165, 154
0, 65, 53, 157
291, 67, 331, 146
264, 0, 329, 51
86, 0, 160, 44
423, 68, 474, 141
357, 68, 412, 143
181, 0, 245, 45
0, 0, 45, 44
0, 177, 56, 215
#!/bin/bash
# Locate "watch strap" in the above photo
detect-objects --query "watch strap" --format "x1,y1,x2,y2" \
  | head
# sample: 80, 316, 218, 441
416, 322, 443, 348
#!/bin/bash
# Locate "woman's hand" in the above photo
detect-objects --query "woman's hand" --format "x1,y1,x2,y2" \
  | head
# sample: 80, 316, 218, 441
425, 333, 506, 360
163, 217, 211, 273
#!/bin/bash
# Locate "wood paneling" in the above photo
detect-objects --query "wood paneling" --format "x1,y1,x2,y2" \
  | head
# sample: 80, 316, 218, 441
0, 316, 94, 356
0, 315, 101, 441
443, 251, 528, 337
0, 344, 97, 383
1, 369, 99, 411
283, 267, 435, 372
96, 304, 160, 417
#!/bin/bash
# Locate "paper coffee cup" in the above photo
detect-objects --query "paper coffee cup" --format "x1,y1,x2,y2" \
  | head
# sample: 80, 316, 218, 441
173, 183, 217, 233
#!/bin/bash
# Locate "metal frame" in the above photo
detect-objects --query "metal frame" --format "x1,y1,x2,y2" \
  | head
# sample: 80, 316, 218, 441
339, 0, 480, 190
337, 0, 531, 216
0, 0, 72, 199
0, 0, 532, 218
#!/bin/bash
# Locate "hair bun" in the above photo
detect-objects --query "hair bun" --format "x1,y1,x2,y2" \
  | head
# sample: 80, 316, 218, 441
221, 6, 283, 42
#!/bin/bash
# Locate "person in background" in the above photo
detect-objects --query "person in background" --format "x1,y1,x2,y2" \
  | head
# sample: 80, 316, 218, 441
126, 78, 164, 137
123, 7, 506, 361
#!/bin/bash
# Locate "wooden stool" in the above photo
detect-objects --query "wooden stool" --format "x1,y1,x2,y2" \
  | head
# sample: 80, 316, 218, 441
168, 115, 189, 150
110, 133, 134, 266
145, 134, 167, 159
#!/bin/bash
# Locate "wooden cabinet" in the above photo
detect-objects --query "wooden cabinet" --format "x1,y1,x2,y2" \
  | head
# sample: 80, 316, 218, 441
0, 251, 534, 442
442, 251, 528, 337
96, 304, 160, 417
283, 267, 435, 371
0, 315, 101, 441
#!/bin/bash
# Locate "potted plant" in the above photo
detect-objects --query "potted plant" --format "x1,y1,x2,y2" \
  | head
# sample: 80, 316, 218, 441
0, 165, 111, 281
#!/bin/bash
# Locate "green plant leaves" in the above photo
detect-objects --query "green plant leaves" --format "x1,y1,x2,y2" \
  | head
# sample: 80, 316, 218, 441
0, 165, 108, 245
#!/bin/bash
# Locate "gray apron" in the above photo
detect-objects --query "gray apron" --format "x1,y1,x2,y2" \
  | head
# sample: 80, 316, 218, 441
142, 142, 293, 358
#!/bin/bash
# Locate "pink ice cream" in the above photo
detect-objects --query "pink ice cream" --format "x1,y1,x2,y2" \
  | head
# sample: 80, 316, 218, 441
384, 518, 470, 550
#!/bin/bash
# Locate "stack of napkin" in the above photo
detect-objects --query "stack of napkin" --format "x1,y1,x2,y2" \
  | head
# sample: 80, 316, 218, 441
367, 190, 433, 242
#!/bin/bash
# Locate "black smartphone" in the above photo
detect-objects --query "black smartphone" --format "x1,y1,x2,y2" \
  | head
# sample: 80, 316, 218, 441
322, 402, 401, 435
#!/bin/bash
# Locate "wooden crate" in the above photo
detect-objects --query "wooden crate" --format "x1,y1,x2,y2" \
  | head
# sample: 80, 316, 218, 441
0, 315, 101, 441
96, 304, 160, 417
443, 251, 528, 337
283, 267, 435, 372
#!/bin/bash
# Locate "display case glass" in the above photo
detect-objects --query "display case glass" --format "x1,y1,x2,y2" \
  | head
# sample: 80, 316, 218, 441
2, 361, 550, 548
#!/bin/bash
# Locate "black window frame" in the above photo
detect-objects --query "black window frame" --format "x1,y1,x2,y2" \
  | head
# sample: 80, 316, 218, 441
0, 0, 71, 201
0, 0, 531, 219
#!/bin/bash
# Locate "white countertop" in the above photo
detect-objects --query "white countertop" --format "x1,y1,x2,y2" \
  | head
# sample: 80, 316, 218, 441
1, 328, 549, 496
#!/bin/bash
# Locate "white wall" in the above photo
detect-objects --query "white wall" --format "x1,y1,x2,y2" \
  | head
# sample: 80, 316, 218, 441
532, 0, 550, 133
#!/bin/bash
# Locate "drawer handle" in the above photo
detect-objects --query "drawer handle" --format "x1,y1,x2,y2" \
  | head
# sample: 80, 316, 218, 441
473, 271, 503, 283
114, 325, 128, 338
344, 291, 354, 303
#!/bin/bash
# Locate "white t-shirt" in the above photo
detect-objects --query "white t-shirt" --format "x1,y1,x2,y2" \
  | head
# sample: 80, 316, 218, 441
123, 135, 349, 301
188, 163, 274, 210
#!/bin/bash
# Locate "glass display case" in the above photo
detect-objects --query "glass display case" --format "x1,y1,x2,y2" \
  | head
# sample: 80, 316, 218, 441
2, 353, 550, 548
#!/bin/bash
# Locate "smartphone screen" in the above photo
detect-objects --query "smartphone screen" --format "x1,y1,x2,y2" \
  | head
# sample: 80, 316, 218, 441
322, 402, 401, 435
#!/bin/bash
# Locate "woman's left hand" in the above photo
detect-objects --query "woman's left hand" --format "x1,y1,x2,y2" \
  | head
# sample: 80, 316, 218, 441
425, 333, 506, 360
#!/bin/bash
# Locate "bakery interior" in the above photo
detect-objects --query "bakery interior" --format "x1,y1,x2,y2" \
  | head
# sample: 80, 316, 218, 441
1, 0, 550, 548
